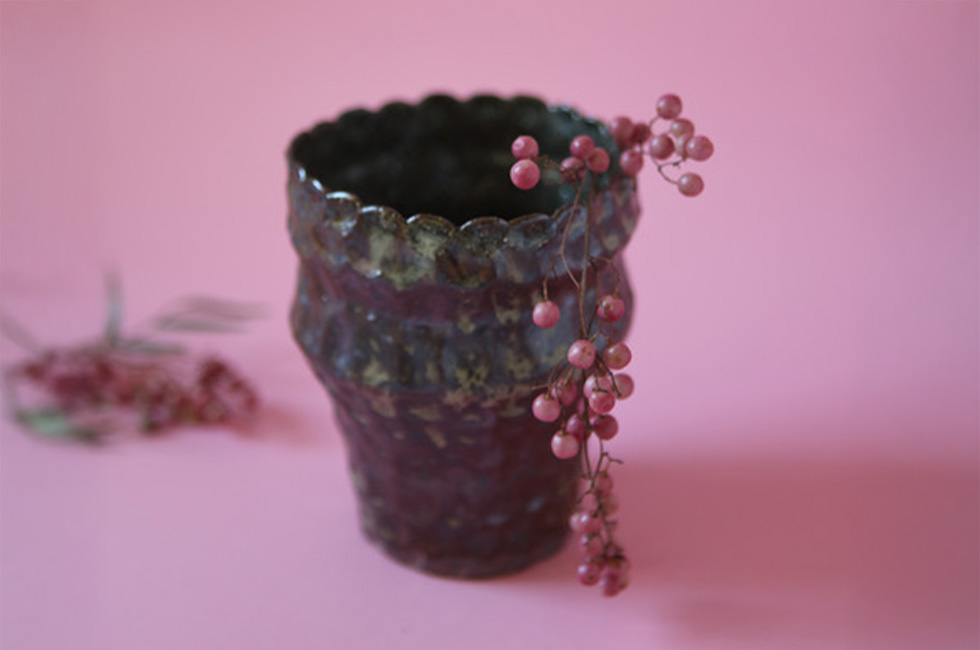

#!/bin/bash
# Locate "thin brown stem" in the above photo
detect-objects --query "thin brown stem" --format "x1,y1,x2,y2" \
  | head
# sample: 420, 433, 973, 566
577, 176, 596, 338
553, 174, 589, 292
655, 156, 688, 184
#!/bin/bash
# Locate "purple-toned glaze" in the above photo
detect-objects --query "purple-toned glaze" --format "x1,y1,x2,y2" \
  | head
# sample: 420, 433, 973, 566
287, 95, 639, 578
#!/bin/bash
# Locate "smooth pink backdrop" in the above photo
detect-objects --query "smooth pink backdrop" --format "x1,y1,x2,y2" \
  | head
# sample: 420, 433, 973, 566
2, 2, 977, 649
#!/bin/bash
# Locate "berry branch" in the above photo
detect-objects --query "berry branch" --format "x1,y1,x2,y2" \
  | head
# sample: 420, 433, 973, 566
2, 279, 261, 444
510, 94, 713, 596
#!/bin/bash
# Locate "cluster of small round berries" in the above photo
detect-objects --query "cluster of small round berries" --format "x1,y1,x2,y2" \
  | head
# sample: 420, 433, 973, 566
510, 93, 713, 197
12, 347, 258, 437
509, 94, 711, 595
571, 502, 630, 596
530, 293, 633, 596
609, 93, 714, 196
510, 133, 613, 190
529, 323, 633, 461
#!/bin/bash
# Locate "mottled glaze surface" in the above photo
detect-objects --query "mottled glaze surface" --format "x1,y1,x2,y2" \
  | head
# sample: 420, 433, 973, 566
287, 95, 640, 578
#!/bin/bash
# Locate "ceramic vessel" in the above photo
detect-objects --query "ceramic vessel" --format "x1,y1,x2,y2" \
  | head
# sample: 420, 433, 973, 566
287, 95, 640, 578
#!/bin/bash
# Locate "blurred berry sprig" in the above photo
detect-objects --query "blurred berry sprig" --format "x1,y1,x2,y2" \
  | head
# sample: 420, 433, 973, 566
510, 94, 713, 596
1, 274, 262, 444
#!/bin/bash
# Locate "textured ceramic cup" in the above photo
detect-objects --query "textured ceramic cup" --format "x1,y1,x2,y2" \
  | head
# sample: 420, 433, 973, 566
287, 94, 639, 578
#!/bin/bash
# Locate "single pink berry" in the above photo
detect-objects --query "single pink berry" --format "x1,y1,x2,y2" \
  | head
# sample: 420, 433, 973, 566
592, 414, 619, 440
552, 379, 578, 406
600, 568, 625, 597
630, 122, 652, 145
685, 134, 714, 161
656, 93, 683, 120
674, 133, 692, 160
532, 300, 560, 328
601, 493, 620, 515
670, 118, 695, 139
579, 534, 604, 558
560, 156, 586, 183
510, 159, 540, 190
578, 492, 598, 514
532, 393, 562, 423
565, 413, 588, 440
584, 514, 602, 534
551, 431, 580, 459
586, 148, 610, 173
678, 172, 705, 197
589, 390, 616, 415
511, 135, 539, 160
597, 295, 626, 322
609, 116, 634, 147
577, 562, 603, 586
595, 472, 614, 495
603, 342, 632, 370
567, 340, 596, 369
570, 511, 601, 534
569, 135, 595, 159
612, 373, 634, 399
619, 149, 644, 176
583, 373, 612, 399
647, 134, 675, 160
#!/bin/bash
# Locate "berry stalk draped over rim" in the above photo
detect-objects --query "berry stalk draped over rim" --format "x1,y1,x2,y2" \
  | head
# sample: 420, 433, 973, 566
510, 93, 713, 597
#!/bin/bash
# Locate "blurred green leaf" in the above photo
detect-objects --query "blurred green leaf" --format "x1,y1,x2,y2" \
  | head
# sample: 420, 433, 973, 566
115, 338, 185, 355
153, 317, 244, 333
152, 296, 263, 334
16, 409, 102, 444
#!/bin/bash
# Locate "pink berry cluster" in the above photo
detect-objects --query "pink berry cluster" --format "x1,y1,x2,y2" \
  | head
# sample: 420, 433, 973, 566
3, 282, 264, 443
531, 294, 634, 596
11, 348, 258, 437
617, 93, 714, 196
510, 94, 712, 595
510, 133, 613, 190
510, 93, 714, 197
529, 318, 634, 463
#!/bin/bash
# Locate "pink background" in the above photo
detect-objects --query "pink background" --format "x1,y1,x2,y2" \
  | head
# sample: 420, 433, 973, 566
2, 1, 977, 648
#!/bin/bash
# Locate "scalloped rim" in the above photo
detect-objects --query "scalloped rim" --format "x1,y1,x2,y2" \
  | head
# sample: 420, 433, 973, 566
294, 163, 592, 234
287, 94, 629, 238
291, 164, 637, 265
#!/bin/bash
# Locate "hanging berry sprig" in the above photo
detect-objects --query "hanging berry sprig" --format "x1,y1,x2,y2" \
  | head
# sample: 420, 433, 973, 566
509, 94, 712, 596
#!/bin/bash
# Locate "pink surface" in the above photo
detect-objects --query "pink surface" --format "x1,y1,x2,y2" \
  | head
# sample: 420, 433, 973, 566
1, 1, 977, 649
